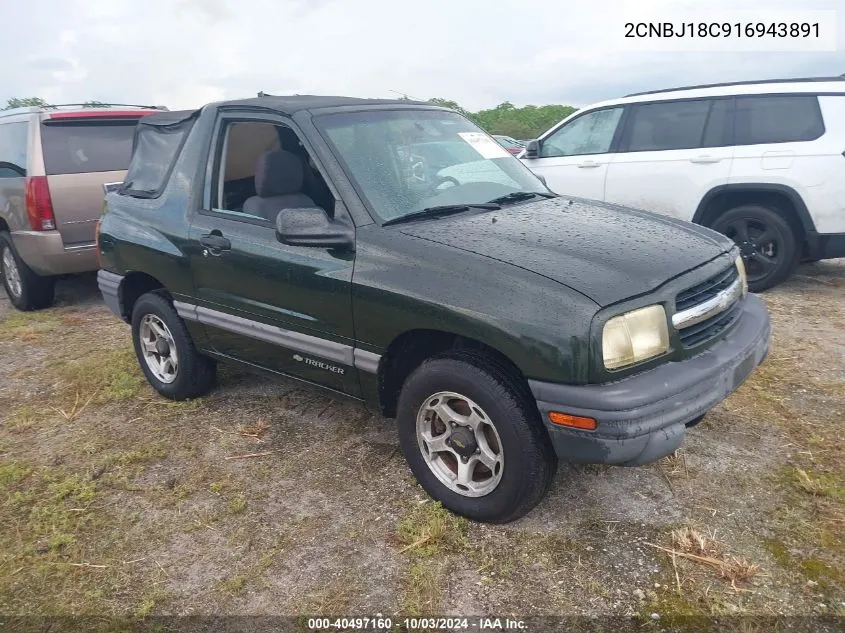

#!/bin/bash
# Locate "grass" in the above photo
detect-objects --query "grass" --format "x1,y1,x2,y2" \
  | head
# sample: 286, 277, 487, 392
402, 560, 443, 616
396, 501, 467, 557
0, 310, 61, 342
1, 276, 843, 618
648, 526, 758, 592
782, 466, 845, 500
394, 502, 468, 615
51, 345, 146, 406
228, 493, 247, 515
724, 328, 845, 597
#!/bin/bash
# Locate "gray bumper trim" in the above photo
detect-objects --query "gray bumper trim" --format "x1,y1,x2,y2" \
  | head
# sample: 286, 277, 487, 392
97, 270, 124, 320
173, 300, 382, 374
530, 294, 771, 465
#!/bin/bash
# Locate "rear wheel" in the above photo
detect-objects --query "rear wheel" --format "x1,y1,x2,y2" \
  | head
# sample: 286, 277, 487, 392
131, 292, 216, 400
710, 205, 798, 292
0, 231, 55, 311
396, 351, 557, 523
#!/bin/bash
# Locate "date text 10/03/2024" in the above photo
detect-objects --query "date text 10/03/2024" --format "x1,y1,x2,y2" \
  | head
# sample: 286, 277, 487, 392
307, 617, 527, 630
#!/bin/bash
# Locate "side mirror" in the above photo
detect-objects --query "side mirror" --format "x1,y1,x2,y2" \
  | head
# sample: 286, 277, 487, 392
524, 139, 540, 159
275, 207, 354, 250
535, 173, 548, 187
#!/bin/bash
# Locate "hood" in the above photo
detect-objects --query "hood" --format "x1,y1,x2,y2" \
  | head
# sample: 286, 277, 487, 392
398, 196, 734, 306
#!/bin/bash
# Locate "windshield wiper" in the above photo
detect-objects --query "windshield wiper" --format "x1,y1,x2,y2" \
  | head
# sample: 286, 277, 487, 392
486, 191, 557, 205
382, 203, 500, 227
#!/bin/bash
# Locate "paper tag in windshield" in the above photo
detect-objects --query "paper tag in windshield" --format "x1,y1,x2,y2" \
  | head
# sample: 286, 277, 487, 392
457, 132, 511, 159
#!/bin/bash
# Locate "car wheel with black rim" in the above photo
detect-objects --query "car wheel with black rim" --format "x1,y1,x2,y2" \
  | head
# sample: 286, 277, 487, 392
0, 231, 55, 311
396, 351, 557, 523
710, 205, 798, 292
131, 292, 216, 400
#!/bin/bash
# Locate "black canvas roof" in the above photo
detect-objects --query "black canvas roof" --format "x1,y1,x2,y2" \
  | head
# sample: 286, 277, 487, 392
139, 109, 201, 127
224, 94, 431, 114
138, 95, 436, 128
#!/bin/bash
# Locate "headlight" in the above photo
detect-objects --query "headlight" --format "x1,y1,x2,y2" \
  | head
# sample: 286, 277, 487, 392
602, 304, 670, 370
735, 256, 748, 296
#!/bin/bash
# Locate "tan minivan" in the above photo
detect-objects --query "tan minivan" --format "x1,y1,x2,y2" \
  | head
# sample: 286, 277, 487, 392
0, 104, 162, 310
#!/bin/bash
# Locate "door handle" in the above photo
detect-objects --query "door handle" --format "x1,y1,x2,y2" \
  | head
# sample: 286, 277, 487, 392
577, 160, 602, 169
689, 156, 722, 164
200, 234, 231, 253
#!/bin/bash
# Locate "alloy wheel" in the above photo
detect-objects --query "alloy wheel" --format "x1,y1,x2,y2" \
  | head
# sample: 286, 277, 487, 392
720, 217, 781, 285
2, 246, 22, 299
415, 391, 504, 497
139, 314, 179, 384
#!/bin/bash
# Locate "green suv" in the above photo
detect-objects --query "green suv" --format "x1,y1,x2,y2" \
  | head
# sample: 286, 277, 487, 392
97, 96, 770, 523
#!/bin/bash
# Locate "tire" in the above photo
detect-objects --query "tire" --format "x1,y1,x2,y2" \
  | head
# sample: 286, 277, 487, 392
709, 204, 799, 292
131, 292, 216, 400
0, 231, 56, 311
396, 351, 557, 523
685, 413, 706, 428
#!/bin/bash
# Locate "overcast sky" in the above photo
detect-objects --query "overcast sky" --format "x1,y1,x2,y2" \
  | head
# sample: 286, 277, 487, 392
2, 0, 842, 112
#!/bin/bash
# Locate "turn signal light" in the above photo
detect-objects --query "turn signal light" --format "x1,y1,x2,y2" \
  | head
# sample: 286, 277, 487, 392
548, 412, 597, 431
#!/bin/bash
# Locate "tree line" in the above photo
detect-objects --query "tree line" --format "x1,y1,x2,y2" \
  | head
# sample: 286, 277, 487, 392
429, 98, 576, 140
4, 96, 575, 139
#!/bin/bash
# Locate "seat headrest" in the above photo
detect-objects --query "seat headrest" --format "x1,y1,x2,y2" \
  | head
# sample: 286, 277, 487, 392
254, 150, 304, 197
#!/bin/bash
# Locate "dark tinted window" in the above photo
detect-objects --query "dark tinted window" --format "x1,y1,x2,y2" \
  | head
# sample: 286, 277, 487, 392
40, 120, 139, 175
701, 99, 731, 147
0, 122, 29, 177
626, 99, 711, 152
734, 95, 823, 145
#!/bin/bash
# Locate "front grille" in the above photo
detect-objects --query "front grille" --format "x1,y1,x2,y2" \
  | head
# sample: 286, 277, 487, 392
678, 300, 742, 347
675, 265, 738, 312
675, 264, 741, 348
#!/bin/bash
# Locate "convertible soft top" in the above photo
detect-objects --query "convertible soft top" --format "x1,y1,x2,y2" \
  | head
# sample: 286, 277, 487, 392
136, 109, 200, 127
221, 94, 430, 115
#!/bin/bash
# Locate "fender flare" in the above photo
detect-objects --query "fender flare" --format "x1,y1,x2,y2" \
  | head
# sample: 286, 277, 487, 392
692, 183, 817, 235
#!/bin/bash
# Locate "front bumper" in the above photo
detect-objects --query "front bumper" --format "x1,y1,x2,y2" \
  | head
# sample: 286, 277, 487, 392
11, 230, 98, 276
529, 294, 771, 466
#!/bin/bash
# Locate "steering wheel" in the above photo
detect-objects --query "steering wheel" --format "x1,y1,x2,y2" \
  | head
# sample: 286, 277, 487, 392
432, 176, 460, 191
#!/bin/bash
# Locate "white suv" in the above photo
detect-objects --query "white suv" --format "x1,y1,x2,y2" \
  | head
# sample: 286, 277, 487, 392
520, 76, 845, 291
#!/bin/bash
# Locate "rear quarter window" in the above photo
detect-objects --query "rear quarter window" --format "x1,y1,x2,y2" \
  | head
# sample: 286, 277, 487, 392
734, 95, 824, 145
40, 120, 140, 175
0, 121, 29, 177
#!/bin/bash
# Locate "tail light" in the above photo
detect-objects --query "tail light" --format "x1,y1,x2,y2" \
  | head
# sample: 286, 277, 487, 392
25, 176, 56, 231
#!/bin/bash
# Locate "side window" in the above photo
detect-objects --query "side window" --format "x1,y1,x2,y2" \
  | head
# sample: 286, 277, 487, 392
539, 107, 623, 158
0, 122, 29, 177
701, 99, 732, 148
122, 118, 194, 197
210, 120, 334, 223
625, 99, 711, 152
734, 95, 824, 145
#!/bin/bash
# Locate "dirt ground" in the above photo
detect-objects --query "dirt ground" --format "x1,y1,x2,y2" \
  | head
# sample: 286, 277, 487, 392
0, 262, 843, 632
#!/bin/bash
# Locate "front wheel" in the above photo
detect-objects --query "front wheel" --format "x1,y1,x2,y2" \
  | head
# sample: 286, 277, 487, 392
710, 205, 799, 292
131, 292, 216, 400
396, 352, 557, 523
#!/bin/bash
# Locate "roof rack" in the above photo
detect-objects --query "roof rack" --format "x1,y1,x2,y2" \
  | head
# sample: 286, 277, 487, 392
0, 103, 168, 119
41, 103, 167, 110
625, 76, 845, 98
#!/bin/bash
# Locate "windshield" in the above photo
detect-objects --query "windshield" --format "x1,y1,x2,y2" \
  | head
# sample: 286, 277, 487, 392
315, 109, 550, 223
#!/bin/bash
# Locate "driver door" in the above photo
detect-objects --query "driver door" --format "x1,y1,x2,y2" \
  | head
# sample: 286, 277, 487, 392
186, 111, 360, 396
